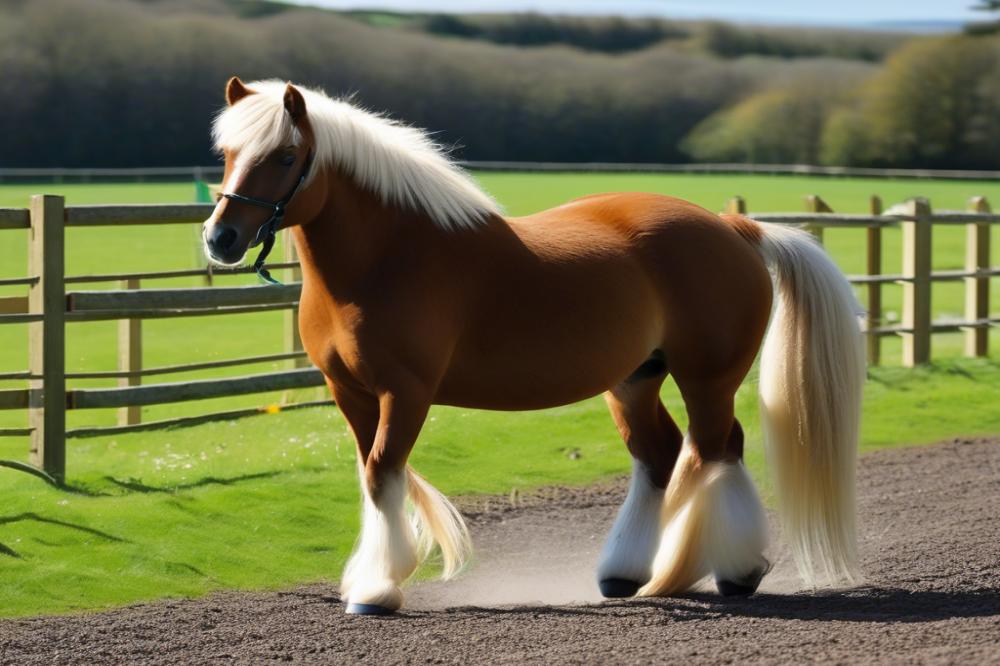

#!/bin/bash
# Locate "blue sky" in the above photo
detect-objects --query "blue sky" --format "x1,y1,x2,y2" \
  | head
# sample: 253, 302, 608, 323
295, 0, 986, 27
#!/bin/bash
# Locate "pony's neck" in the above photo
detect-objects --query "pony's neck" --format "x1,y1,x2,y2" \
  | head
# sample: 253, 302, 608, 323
290, 168, 438, 300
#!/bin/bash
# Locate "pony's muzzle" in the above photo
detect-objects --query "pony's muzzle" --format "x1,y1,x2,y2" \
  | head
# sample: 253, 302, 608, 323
204, 222, 244, 265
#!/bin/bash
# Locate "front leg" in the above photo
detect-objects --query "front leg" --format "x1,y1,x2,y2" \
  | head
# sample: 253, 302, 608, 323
597, 380, 682, 597
338, 381, 432, 615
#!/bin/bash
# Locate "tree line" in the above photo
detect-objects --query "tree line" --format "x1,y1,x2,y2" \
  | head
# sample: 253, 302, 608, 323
0, 0, 997, 170
364, 11, 907, 60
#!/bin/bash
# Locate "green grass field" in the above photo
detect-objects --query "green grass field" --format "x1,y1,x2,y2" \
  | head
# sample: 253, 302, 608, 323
1, 173, 998, 618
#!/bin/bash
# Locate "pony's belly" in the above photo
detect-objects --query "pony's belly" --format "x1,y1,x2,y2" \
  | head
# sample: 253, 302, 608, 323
438, 277, 663, 409
435, 338, 653, 410
435, 380, 602, 411
434, 375, 609, 411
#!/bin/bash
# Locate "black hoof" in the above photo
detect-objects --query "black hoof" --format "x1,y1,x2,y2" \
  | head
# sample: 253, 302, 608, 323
345, 602, 395, 616
599, 578, 641, 598
715, 560, 771, 597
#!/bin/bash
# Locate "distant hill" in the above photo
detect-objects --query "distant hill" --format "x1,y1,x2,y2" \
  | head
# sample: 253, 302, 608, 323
865, 20, 965, 33
1, 0, 996, 170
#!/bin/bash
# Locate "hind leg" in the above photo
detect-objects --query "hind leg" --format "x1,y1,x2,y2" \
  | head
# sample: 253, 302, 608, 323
639, 386, 769, 597
702, 418, 771, 596
597, 370, 684, 598
686, 389, 770, 596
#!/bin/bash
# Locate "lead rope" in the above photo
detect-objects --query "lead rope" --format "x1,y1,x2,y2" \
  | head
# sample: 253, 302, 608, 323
251, 214, 282, 285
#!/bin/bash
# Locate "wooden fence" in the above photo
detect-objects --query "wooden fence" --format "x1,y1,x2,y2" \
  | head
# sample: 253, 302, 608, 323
734, 194, 997, 367
0, 196, 325, 484
0, 193, 996, 484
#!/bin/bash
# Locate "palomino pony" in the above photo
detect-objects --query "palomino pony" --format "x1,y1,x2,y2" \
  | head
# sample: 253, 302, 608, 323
203, 77, 865, 615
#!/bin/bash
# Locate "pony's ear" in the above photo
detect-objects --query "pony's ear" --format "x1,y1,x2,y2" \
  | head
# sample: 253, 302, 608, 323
284, 83, 307, 123
225, 76, 254, 106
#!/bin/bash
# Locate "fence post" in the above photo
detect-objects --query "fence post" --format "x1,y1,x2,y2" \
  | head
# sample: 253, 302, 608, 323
28, 195, 66, 482
117, 278, 142, 426
901, 198, 932, 367
724, 196, 746, 215
964, 196, 991, 357
803, 195, 831, 244
866, 196, 883, 366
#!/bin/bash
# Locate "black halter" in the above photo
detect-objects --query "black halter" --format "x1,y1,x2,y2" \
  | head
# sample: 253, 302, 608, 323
221, 153, 313, 285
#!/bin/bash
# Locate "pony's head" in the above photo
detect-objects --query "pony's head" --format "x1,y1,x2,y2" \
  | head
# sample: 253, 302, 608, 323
203, 76, 503, 266
202, 77, 326, 266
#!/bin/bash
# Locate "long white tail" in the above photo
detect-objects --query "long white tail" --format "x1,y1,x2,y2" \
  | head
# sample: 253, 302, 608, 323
755, 222, 865, 588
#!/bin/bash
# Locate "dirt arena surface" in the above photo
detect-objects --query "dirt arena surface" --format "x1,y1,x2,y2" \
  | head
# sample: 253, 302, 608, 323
2, 437, 999, 665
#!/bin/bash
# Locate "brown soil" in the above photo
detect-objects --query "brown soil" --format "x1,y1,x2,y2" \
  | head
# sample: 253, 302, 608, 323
2, 437, 999, 665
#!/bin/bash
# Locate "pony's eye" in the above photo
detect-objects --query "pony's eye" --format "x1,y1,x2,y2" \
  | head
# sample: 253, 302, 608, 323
280, 153, 296, 167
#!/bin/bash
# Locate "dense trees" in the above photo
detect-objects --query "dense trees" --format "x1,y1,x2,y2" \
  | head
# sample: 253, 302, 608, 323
683, 90, 828, 164
419, 13, 687, 53
696, 22, 903, 61
687, 35, 1000, 169
682, 65, 869, 164
399, 13, 905, 60
820, 37, 1000, 168
0, 0, 996, 170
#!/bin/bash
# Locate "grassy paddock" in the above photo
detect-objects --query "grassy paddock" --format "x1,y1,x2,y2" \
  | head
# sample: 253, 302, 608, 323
1, 173, 998, 618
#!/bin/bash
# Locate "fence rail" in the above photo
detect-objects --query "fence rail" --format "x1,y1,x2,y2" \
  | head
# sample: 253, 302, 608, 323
68, 367, 324, 409
0, 193, 995, 484
67, 283, 301, 312
65, 351, 309, 380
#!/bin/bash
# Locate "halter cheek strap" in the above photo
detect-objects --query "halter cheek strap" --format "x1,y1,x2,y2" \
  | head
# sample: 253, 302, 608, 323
221, 153, 313, 285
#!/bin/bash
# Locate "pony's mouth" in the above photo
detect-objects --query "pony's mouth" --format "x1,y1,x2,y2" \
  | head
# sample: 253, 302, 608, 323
205, 248, 247, 268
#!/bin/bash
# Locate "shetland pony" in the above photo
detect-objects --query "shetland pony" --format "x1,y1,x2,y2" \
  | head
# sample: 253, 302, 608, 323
202, 77, 865, 615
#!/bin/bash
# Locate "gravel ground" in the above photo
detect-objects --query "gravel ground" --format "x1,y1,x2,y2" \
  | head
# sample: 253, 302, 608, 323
2, 437, 999, 665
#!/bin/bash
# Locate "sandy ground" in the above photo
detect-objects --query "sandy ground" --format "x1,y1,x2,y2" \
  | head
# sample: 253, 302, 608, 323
2, 437, 999, 665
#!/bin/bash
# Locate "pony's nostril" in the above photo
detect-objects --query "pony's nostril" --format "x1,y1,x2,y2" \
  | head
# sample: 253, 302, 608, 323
212, 226, 238, 251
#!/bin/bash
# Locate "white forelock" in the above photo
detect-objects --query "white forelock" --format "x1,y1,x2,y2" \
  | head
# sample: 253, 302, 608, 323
212, 80, 501, 231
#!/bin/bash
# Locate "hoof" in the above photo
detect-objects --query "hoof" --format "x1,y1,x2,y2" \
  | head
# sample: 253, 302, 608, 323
345, 602, 395, 616
715, 560, 771, 597
599, 578, 642, 598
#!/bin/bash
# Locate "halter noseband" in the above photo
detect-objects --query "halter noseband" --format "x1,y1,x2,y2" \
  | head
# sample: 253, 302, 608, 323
221, 152, 313, 285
